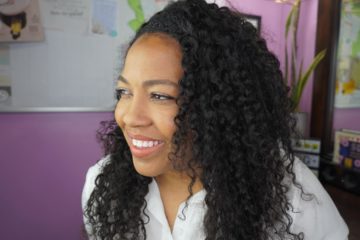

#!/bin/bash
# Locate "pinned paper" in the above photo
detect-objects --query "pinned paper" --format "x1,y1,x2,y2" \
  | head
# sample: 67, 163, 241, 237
0, 0, 44, 42
91, 0, 118, 37
39, 0, 89, 33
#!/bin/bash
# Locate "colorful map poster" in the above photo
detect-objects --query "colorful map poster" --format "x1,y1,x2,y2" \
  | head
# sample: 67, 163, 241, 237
335, 1, 360, 108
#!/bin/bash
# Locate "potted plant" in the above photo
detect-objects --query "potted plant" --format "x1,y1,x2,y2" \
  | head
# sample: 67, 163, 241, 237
283, 0, 326, 135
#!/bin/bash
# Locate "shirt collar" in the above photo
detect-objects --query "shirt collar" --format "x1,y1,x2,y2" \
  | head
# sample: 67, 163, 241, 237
145, 179, 207, 213
145, 179, 168, 225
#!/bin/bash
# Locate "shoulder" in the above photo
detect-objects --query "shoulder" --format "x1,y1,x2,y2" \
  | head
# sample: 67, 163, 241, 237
288, 158, 349, 240
81, 155, 111, 210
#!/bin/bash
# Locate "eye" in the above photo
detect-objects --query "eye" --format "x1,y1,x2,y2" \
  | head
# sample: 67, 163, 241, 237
150, 93, 175, 101
115, 88, 132, 100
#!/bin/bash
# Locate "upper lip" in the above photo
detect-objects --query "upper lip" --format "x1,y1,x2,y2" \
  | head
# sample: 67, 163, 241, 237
126, 131, 161, 141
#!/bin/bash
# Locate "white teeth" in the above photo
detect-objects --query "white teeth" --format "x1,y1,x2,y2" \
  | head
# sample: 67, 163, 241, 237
132, 139, 161, 148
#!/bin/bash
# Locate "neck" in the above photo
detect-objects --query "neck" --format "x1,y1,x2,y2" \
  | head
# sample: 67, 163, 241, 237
155, 170, 203, 199
154, 170, 203, 231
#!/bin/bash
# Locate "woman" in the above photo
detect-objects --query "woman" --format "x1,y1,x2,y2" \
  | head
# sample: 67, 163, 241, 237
82, 0, 348, 239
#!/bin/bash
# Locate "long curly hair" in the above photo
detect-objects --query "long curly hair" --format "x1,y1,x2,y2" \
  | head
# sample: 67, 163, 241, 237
85, 0, 306, 239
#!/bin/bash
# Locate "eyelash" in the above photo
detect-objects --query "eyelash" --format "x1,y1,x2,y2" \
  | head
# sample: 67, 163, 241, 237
115, 88, 131, 100
150, 93, 175, 101
115, 88, 175, 101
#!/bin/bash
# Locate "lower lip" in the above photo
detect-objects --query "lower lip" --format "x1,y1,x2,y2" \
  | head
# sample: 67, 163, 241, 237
129, 142, 165, 158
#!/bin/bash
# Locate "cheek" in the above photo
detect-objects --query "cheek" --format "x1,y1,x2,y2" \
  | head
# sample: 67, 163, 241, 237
155, 110, 178, 138
114, 103, 125, 128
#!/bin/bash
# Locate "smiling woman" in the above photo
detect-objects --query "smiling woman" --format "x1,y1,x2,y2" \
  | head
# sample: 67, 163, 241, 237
82, 0, 349, 240
115, 34, 182, 178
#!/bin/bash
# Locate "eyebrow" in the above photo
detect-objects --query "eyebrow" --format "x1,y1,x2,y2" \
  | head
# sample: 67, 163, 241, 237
118, 75, 178, 88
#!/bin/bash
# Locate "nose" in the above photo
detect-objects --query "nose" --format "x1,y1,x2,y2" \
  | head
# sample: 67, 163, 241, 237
121, 96, 152, 128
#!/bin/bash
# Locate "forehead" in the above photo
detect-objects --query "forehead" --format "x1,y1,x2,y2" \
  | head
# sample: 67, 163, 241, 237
127, 33, 182, 63
122, 34, 183, 83
133, 33, 180, 48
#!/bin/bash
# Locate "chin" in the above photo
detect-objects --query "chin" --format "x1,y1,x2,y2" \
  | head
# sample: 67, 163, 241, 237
133, 165, 152, 177
132, 157, 170, 178
132, 160, 160, 177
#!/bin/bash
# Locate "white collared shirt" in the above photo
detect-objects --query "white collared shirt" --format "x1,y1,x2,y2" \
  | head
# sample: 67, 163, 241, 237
82, 157, 349, 240
144, 180, 207, 240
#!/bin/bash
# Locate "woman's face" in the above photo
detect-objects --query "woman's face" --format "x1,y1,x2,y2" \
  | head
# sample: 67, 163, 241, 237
115, 34, 183, 177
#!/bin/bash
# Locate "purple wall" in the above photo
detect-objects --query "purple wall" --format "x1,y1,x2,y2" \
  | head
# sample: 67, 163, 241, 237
0, 112, 112, 240
334, 108, 360, 132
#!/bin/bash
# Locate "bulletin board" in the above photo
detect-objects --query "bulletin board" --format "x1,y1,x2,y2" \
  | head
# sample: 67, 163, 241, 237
0, 0, 170, 112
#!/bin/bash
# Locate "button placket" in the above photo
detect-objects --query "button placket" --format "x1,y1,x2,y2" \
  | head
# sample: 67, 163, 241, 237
172, 202, 188, 239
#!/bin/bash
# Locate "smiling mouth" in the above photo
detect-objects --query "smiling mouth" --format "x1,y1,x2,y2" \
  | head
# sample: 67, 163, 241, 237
127, 133, 165, 158
132, 139, 163, 148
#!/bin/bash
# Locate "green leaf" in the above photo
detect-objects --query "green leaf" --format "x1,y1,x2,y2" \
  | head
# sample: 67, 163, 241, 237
292, 49, 327, 109
291, 43, 297, 88
285, 0, 301, 38
284, 0, 326, 111
297, 59, 304, 86
285, 43, 289, 84
285, 7, 295, 38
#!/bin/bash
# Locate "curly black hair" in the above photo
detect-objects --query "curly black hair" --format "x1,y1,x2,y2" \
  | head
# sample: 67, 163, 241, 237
84, 0, 306, 239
